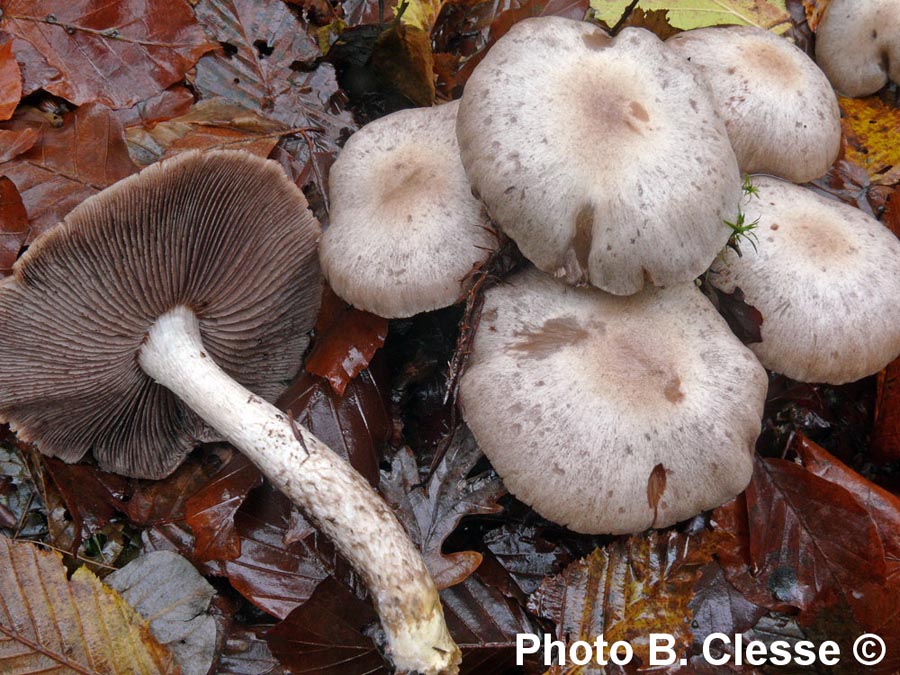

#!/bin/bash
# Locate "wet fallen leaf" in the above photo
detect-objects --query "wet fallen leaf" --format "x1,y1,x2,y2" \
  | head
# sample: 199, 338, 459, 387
223, 483, 330, 620
872, 359, 900, 462
107, 550, 219, 675
125, 97, 287, 166
442, 552, 545, 672
1, 0, 214, 108
0, 102, 137, 239
266, 576, 389, 674
304, 286, 390, 396
529, 527, 721, 671
0, 125, 37, 162
800, 0, 828, 30
380, 426, 506, 590
702, 283, 764, 344
591, 0, 791, 33
717, 455, 886, 617
0, 40, 21, 121
185, 452, 263, 563
0, 536, 178, 673
0, 176, 27, 276
839, 96, 900, 186
617, 7, 681, 38
114, 85, 195, 130
279, 364, 391, 486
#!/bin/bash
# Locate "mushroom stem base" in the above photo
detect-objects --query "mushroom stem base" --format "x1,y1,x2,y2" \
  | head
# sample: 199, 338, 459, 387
139, 306, 460, 675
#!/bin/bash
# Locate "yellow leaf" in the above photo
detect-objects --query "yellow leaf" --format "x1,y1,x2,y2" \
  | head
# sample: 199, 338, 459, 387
0, 537, 179, 674
840, 96, 900, 186
395, 0, 444, 33
592, 0, 791, 34
529, 528, 724, 673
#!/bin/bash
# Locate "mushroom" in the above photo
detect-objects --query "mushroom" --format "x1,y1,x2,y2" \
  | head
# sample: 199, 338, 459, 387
815, 0, 900, 97
709, 176, 900, 385
321, 101, 497, 318
455, 17, 742, 295
0, 150, 460, 675
459, 268, 767, 534
667, 25, 841, 183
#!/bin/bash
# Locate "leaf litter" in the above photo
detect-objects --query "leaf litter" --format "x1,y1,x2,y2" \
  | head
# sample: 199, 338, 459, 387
0, 0, 898, 673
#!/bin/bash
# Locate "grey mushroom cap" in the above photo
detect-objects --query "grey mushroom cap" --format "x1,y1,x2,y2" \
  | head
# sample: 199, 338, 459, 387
667, 25, 841, 183
321, 101, 496, 319
709, 176, 900, 385
456, 17, 741, 296
459, 268, 767, 535
815, 0, 900, 97
0, 150, 322, 479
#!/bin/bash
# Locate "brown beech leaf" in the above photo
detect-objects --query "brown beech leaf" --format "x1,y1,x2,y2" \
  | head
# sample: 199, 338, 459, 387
0, 40, 21, 121
792, 435, 900, 672
114, 85, 195, 130
0, 102, 137, 239
872, 358, 900, 462
801, 0, 829, 31
0, 125, 37, 162
688, 561, 767, 661
192, 0, 352, 198
0, 175, 27, 276
839, 96, 900, 186
380, 426, 506, 590
305, 286, 389, 396
185, 452, 263, 563
278, 363, 391, 487
0, 537, 178, 673
528, 527, 722, 671
42, 457, 127, 547
223, 483, 329, 619
717, 455, 885, 617
442, 551, 544, 672
1, 0, 214, 109
441, 0, 589, 94
266, 576, 389, 674
702, 283, 763, 345
125, 98, 287, 166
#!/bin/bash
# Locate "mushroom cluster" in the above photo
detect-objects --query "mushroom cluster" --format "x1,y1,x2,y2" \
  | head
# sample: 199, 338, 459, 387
0, 150, 460, 675
321, 14, 900, 541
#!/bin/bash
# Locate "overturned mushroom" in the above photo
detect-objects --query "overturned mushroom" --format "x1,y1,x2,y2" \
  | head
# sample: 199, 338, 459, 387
321, 101, 496, 318
815, 0, 900, 97
709, 176, 900, 385
0, 150, 459, 675
459, 268, 767, 534
667, 25, 841, 182
456, 17, 741, 295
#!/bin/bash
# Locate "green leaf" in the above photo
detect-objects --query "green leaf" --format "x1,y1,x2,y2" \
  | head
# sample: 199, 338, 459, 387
591, 0, 791, 34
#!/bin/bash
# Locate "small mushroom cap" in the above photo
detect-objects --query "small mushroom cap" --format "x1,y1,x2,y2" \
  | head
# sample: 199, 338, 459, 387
459, 268, 766, 535
709, 176, 900, 385
456, 17, 741, 295
321, 101, 496, 318
0, 150, 322, 479
667, 25, 841, 183
815, 0, 900, 97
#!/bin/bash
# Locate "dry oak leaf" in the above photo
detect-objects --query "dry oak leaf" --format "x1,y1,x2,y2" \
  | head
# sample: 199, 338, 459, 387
0, 0, 214, 109
839, 95, 900, 186
0, 536, 179, 673
591, 0, 791, 34
0, 102, 137, 240
0, 39, 21, 121
528, 526, 722, 672
0, 175, 27, 277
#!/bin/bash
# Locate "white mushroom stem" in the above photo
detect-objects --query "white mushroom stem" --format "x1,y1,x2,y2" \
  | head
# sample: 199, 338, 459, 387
139, 306, 460, 675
